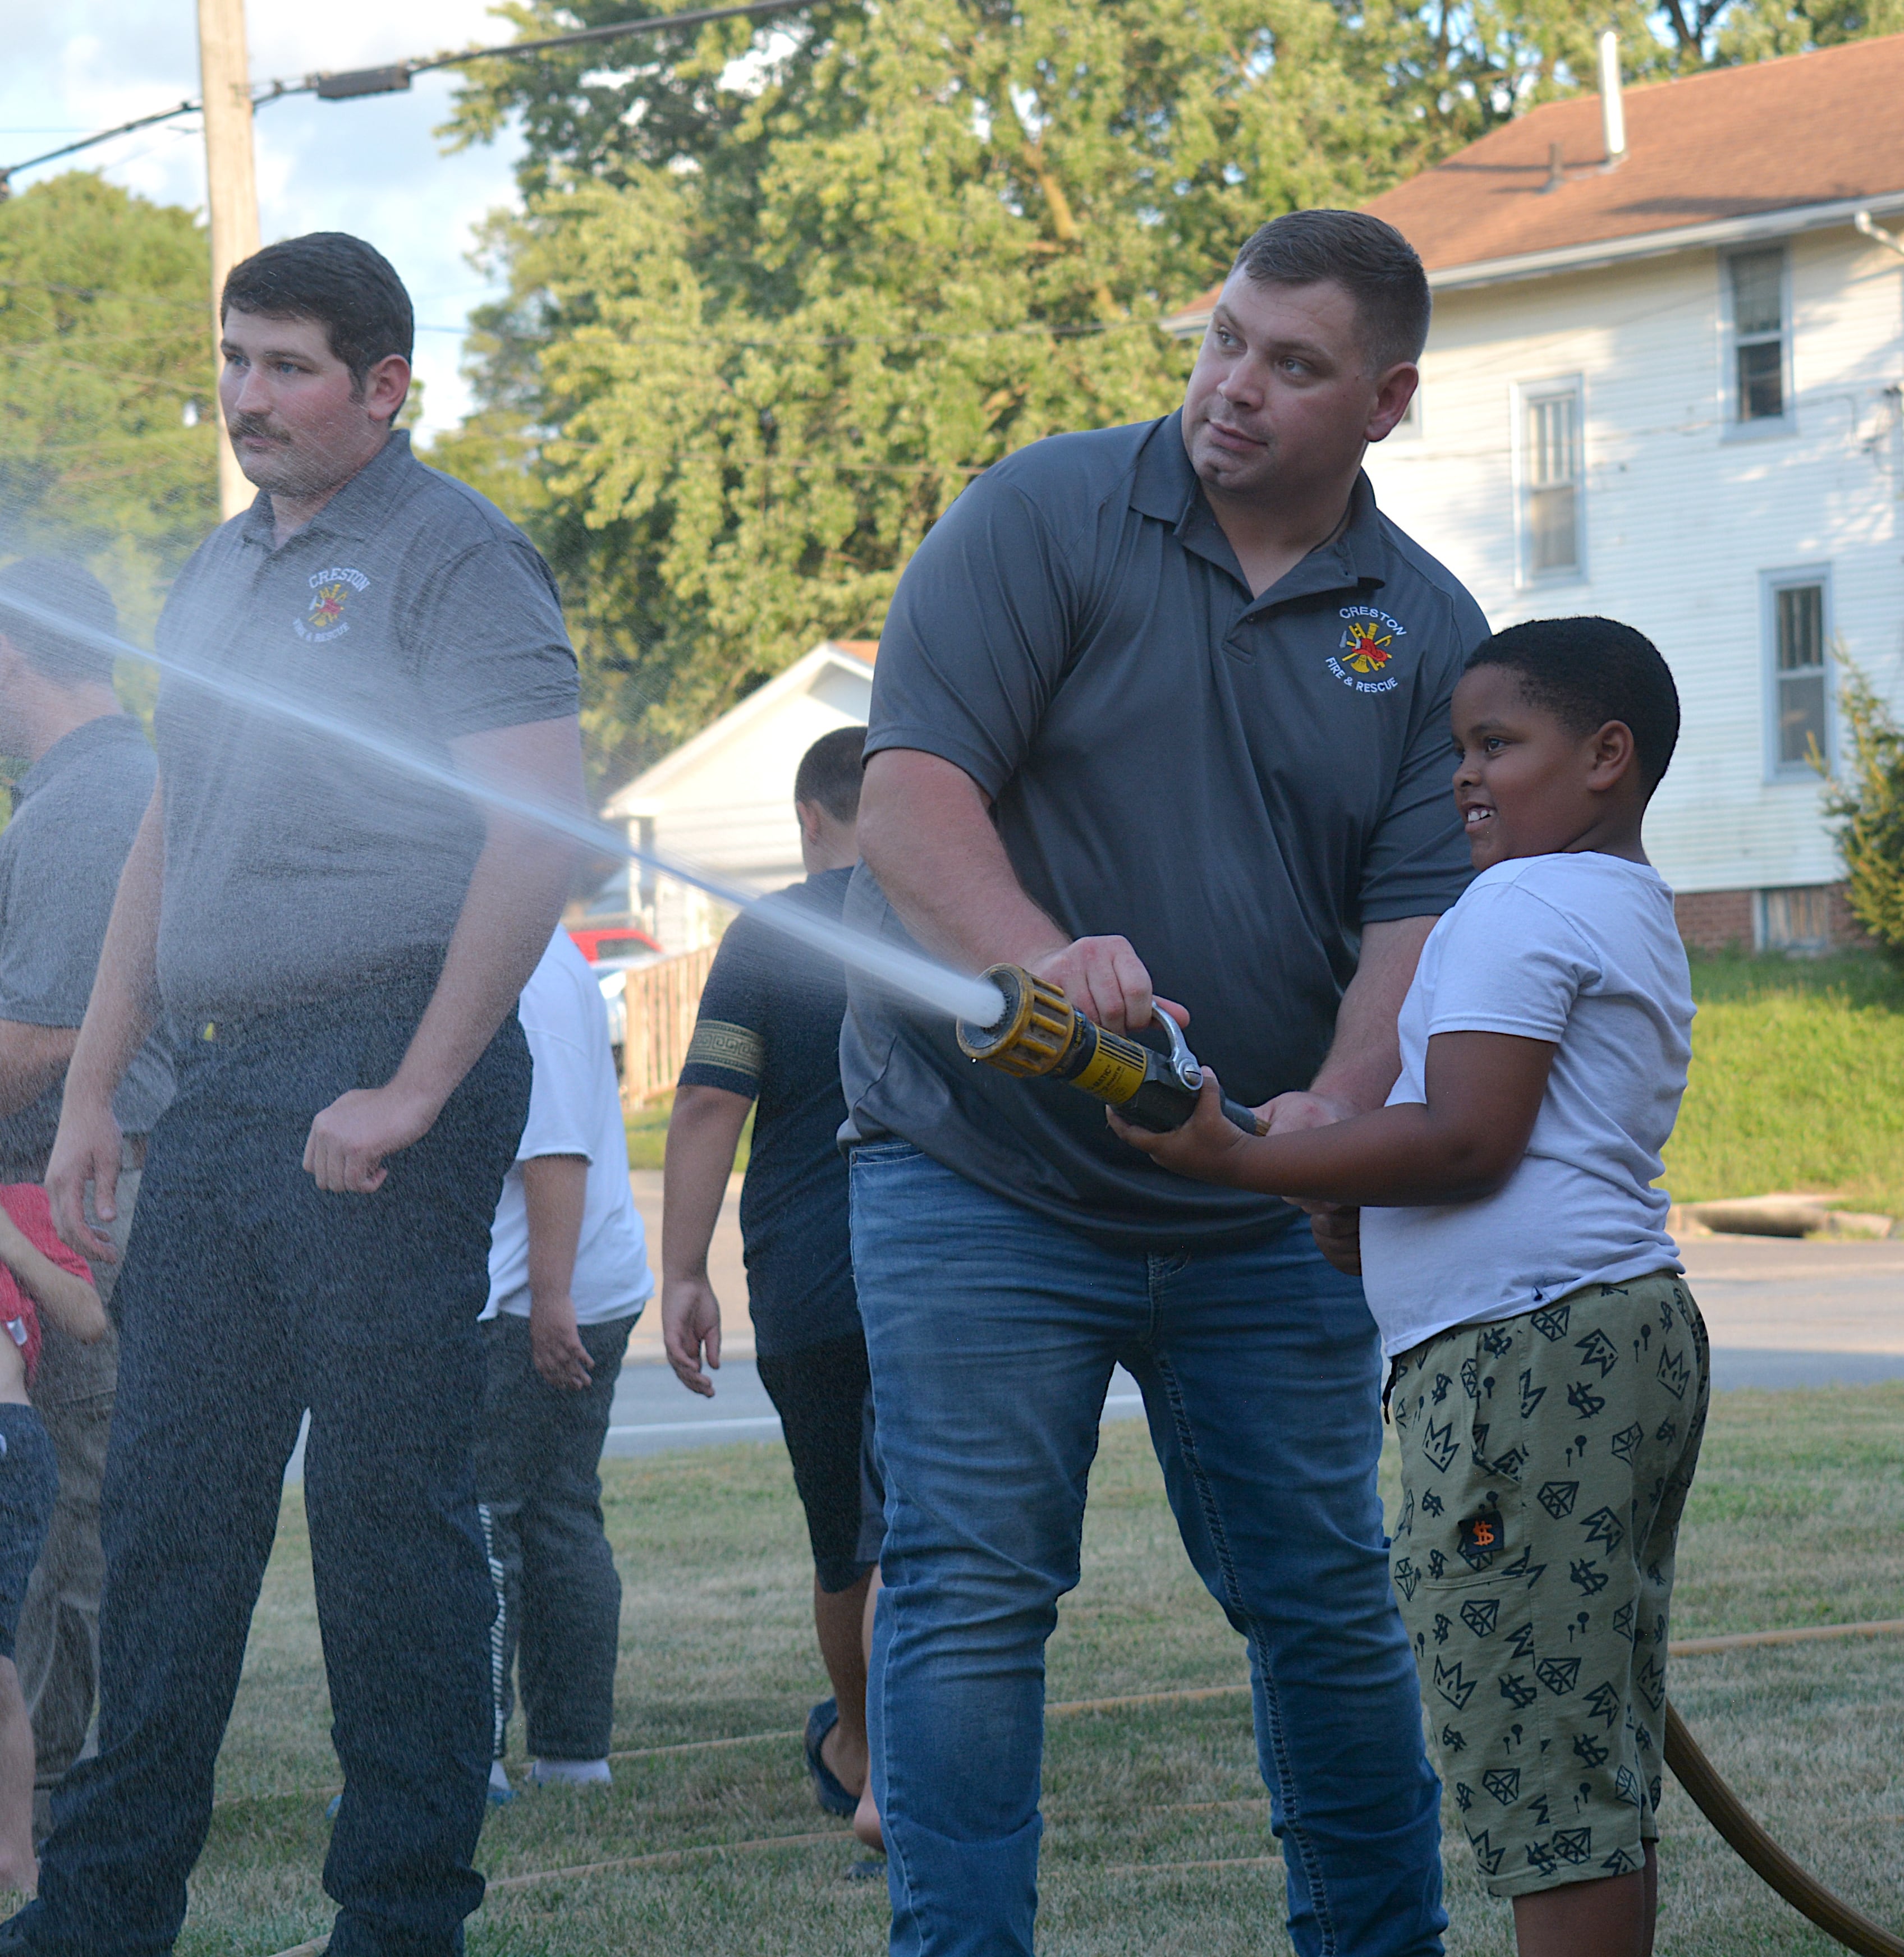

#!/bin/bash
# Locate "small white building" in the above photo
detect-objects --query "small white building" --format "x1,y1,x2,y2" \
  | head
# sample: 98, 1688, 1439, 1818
1171, 35, 1904, 951
599, 639, 875, 953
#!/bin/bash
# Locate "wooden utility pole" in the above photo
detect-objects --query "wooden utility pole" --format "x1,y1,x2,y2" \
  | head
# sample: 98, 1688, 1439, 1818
197, 0, 260, 520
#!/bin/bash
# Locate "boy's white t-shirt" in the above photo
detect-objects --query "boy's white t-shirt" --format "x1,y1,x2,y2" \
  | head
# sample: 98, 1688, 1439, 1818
483, 930, 654, 1325
1359, 852, 1692, 1358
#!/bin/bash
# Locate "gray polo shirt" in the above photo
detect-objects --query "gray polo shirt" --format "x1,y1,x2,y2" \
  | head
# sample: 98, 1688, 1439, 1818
0, 715, 173, 1179
152, 431, 579, 1021
841, 410, 1489, 1253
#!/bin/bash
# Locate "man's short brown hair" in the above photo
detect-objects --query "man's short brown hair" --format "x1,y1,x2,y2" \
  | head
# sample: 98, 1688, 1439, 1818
793, 724, 866, 825
1231, 209, 1431, 373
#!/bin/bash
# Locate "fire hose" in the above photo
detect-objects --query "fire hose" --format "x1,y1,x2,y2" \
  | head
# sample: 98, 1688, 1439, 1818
958, 965, 1904, 1956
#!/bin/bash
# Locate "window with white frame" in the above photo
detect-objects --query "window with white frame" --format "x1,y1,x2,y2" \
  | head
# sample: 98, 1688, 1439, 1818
1520, 382, 1582, 580
1766, 573, 1829, 771
1728, 247, 1788, 424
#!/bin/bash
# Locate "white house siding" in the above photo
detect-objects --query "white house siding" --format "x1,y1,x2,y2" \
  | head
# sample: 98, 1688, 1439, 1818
603, 648, 875, 953
646, 669, 872, 888
1362, 226, 1904, 912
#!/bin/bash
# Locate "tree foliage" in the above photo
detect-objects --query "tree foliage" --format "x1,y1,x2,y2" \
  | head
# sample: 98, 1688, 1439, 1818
438, 0, 1904, 778
0, 173, 219, 643
1822, 664, 1904, 964
437, 0, 1417, 778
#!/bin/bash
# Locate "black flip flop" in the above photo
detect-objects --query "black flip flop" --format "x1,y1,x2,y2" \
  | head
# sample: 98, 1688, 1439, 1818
804, 1697, 859, 1818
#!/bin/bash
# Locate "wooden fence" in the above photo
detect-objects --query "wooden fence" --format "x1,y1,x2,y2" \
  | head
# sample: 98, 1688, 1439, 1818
620, 944, 718, 1106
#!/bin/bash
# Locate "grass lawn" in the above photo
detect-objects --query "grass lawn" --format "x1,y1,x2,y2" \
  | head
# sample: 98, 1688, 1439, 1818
1663, 949, 1904, 1220
166, 1383, 1904, 1955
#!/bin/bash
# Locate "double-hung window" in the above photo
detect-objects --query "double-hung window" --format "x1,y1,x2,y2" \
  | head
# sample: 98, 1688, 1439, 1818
1520, 380, 1583, 581
1764, 572, 1829, 774
1728, 248, 1789, 425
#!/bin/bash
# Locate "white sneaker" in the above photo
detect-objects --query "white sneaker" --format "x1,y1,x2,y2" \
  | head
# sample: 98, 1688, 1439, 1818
529, 1757, 612, 1788
488, 1761, 515, 1804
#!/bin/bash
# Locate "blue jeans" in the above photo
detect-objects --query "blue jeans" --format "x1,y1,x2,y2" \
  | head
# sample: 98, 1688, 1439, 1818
849, 1143, 1444, 1957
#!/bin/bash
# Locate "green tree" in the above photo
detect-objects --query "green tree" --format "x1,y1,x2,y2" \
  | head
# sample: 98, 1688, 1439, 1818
437, 0, 1411, 778
1823, 664, 1904, 963
440, 0, 1904, 779
0, 173, 219, 643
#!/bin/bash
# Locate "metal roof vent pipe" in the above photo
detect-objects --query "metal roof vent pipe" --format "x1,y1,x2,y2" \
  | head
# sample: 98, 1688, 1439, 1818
1599, 30, 1628, 166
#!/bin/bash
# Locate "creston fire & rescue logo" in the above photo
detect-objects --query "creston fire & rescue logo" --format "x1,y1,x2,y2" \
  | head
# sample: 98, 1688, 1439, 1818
1325, 605, 1407, 694
294, 566, 370, 644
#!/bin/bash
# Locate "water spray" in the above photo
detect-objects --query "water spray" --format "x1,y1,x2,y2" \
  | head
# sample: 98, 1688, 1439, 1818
0, 588, 1006, 1032
955, 963, 1265, 1134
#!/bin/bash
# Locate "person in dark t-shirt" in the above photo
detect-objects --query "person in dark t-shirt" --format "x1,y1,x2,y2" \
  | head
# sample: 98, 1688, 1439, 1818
664, 727, 882, 1839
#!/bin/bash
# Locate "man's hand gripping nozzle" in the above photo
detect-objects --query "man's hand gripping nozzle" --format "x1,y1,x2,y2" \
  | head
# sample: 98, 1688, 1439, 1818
955, 963, 1267, 1136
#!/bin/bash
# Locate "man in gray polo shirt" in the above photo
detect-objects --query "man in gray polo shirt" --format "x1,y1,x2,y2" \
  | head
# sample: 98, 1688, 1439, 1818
13, 234, 582, 1957
0, 558, 172, 1824
845, 211, 1484, 1956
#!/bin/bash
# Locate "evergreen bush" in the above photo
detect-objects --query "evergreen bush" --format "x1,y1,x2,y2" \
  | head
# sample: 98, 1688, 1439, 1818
1822, 659, 1904, 962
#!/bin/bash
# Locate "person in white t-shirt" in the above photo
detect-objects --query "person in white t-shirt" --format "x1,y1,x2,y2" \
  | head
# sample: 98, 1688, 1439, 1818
474, 927, 653, 1800
1115, 616, 1708, 1957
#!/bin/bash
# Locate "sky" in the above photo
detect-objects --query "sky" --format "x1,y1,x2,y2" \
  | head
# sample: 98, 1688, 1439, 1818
0, 0, 529, 436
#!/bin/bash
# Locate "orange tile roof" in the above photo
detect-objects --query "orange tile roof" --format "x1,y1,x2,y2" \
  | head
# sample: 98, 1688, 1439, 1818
1370, 33, 1904, 274
1166, 33, 1904, 321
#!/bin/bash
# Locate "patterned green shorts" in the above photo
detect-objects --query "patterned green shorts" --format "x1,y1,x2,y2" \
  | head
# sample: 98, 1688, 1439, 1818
1389, 1272, 1710, 1898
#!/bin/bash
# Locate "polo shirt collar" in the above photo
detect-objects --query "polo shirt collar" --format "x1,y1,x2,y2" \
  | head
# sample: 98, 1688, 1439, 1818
12, 714, 141, 808
239, 430, 419, 554
1129, 410, 1387, 608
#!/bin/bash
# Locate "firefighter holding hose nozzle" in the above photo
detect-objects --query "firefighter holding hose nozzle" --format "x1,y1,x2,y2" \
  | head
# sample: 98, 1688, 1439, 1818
841, 209, 1486, 1957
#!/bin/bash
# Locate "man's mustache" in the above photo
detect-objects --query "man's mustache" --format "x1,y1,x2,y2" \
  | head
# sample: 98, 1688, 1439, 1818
227, 414, 291, 444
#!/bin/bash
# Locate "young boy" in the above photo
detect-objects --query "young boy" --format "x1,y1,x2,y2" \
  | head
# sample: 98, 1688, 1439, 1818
663, 726, 885, 1846
476, 925, 653, 1800
1117, 616, 1708, 1957
0, 1187, 108, 1896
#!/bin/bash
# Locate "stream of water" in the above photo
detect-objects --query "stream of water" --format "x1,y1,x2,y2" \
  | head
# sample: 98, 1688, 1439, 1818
1, 588, 1006, 1028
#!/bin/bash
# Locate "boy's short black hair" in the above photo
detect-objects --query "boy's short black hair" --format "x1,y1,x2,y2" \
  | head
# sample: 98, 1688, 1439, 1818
793, 725, 866, 825
1231, 209, 1431, 372
0, 557, 118, 688
221, 233, 414, 406
1465, 617, 1681, 788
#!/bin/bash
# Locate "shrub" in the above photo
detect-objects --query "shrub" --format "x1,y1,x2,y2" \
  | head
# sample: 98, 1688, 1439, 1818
1820, 661, 1904, 963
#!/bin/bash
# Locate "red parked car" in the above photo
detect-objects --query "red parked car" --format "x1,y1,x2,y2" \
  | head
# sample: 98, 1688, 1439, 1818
567, 925, 663, 966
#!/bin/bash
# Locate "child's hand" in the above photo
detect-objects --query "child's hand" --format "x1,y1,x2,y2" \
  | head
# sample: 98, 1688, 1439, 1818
48, 1288, 109, 1345
1107, 1071, 1259, 1185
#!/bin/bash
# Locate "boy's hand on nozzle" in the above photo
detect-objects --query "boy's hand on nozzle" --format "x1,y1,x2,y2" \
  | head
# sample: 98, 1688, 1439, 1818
1029, 937, 1188, 1037
1107, 1070, 1255, 1184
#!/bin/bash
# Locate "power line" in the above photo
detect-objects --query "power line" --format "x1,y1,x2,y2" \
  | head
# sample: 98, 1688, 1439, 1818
0, 0, 827, 192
